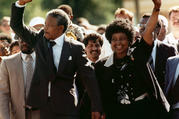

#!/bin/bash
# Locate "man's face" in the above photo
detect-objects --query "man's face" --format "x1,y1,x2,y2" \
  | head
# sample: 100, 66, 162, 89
0, 44, 8, 56
139, 16, 161, 37
11, 45, 20, 55
139, 17, 150, 35
0, 40, 9, 48
157, 21, 167, 41
169, 11, 179, 30
85, 40, 101, 62
19, 40, 33, 54
0, 21, 11, 34
44, 15, 64, 40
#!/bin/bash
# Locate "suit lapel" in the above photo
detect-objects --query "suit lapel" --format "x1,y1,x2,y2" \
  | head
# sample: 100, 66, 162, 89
57, 39, 71, 73
171, 59, 179, 86
42, 36, 50, 60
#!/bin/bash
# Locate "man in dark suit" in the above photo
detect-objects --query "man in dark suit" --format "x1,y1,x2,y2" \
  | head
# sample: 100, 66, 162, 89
164, 55, 179, 119
139, 14, 177, 90
76, 33, 103, 119
10, 0, 102, 119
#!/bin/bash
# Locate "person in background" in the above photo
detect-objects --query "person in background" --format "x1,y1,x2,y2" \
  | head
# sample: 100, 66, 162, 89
157, 15, 169, 42
0, 16, 15, 40
163, 6, 179, 52
76, 17, 98, 32
97, 25, 106, 35
0, 32, 12, 48
29, 17, 45, 31
77, 33, 103, 119
114, 8, 134, 23
139, 13, 177, 90
9, 40, 20, 55
0, 17, 12, 36
0, 44, 8, 57
164, 55, 179, 119
57, 4, 84, 42
0, 36, 39, 119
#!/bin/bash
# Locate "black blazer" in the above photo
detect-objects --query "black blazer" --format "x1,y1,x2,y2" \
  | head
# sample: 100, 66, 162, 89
95, 40, 170, 118
10, 3, 102, 115
154, 40, 177, 90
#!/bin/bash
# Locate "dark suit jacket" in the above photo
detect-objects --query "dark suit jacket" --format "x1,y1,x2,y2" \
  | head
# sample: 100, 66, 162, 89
164, 55, 179, 105
10, 3, 102, 115
95, 39, 170, 119
154, 40, 177, 90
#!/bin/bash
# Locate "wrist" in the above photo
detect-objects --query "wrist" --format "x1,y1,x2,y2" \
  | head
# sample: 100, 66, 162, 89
153, 7, 160, 12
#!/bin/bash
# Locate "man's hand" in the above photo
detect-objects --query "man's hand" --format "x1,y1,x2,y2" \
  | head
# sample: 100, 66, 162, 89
152, 0, 161, 10
92, 112, 106, 119
18, 0, 32, 5
92, 112, 101, 119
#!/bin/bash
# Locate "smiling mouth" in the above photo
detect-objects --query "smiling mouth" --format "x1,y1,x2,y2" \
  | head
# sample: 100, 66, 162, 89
91, 51, 98, 54
116, 45, 122, 49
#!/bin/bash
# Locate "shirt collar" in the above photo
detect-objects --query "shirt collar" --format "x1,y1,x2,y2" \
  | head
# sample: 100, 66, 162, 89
53, 34, 65, 47
104, 53, 114, 67
21, 51, 36, 62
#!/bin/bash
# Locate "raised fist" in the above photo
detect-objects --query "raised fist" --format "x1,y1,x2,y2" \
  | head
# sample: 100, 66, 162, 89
152, 0, 161, 9
18, 0, 32, 5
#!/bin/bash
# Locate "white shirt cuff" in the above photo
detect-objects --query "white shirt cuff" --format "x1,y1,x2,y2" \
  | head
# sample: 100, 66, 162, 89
15, 1, 26, 8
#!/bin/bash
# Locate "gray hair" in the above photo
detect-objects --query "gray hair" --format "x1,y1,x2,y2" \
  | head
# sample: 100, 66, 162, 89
46, 9, 70, 33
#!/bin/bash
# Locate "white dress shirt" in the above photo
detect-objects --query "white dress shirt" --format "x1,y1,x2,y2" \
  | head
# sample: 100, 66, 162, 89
21, 52, 36, 85
51, 34, 65, 70
150, 39, 158, 69
163, 33, 179, 51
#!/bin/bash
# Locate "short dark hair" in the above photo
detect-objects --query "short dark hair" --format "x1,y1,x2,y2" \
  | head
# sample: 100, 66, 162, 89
105, 18, 134, 44
140, 13, 161, 35
83, 33, 103, 47
0, 33, 12, 43
47, 9, 70, 33
57, 4, 73, 17
97, 25, 106, 31
9, 41, 19, 52
141, 13, 151, 20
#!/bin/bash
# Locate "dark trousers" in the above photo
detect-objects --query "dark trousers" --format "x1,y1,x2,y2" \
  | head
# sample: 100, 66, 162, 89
40, 99, 80, 119
26, 110, 40, 119
41, 106, 80, 119
170, 109, 179, 119
105, 98, 163, 119
40, 98, 80, 119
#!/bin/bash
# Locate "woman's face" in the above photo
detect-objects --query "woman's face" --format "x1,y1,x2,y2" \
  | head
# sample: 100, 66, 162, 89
111, 32, 129, 57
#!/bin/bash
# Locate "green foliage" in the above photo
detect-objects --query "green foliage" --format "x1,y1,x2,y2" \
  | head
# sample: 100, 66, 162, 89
0, 0, 123, 25
0, 0, 14, 18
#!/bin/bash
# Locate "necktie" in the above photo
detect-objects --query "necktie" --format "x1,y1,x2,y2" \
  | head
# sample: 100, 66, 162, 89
48, 41, 56, 97
25, 54, 33, 99
49, 41, 56, 73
